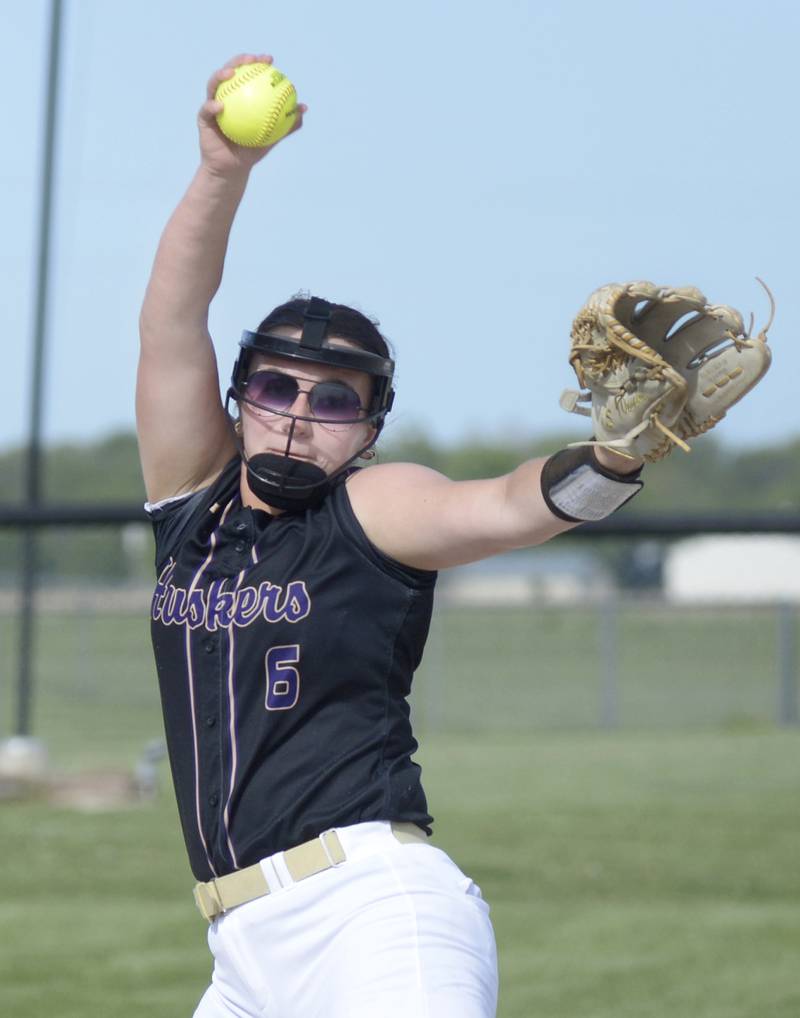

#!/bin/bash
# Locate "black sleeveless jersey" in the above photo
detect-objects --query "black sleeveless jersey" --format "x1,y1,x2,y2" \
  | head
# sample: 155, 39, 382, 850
146, 459, 437, 881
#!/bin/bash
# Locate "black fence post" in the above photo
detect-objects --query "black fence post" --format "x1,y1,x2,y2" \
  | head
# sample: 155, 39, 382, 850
777, 603, 799, 727
14, 0, 65, 739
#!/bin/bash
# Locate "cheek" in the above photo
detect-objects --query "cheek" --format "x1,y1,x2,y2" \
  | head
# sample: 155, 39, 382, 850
315, 424, 373, 463
317, 430, 356, 455
241, 414, 268, 440
318, 420, 372, 442
347, 422, 376, 449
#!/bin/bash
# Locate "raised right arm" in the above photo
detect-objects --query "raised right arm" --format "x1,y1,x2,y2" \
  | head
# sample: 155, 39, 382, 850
136, 54, 304, 503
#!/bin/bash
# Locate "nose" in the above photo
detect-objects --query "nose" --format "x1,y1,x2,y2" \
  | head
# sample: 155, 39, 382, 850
276, 390, 314, 435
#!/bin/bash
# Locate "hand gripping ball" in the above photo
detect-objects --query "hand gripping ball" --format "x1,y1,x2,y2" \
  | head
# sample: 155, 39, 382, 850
215, 63, 298, 148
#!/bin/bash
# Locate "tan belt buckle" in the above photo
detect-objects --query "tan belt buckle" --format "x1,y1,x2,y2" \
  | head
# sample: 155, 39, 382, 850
283, 829, 346, 882
319, 829, 346, 867
193, 880, 223, 923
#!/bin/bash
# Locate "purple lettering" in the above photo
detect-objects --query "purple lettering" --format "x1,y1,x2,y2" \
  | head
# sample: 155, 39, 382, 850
162, 586, 188, 625
261, 580, 311, 623
261, 584, 282, 623
151, 568, 312, 633
284, 581, 311, 623
206, 580, 235, 631
151, 561, 175, 621
232, 585, 260, 627
187, 589, 205, 628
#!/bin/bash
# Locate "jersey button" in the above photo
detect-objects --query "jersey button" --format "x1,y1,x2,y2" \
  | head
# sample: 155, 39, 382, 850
234, 541, 247, 553
235, 522, 247, 532
208, 793, 219, 807
205, 716, 216, 728
203, 639, 215, 654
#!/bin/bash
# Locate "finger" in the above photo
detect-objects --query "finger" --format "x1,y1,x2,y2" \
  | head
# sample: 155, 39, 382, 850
198, 98, 224, 125
225, 53, 268, 70
288, 104, 308, 135
206, 54, 271, 98
226, 52, 259, 68
206, 65, 236, 99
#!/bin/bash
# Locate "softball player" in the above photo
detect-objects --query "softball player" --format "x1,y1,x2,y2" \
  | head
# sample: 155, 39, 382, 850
138, 55, 645, 1018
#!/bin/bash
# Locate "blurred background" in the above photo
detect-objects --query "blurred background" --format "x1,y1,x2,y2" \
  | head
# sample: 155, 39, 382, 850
3, 0, 799, 448
2, 2, 799, 1017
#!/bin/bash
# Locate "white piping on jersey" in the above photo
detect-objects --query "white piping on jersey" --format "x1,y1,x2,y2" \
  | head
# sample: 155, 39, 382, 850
144, 490, 196, 513
183, 496, 236, 877
222, 557, 249, 870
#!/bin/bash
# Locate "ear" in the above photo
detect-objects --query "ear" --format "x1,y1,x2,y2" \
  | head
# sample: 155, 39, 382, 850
358, 422, 379, 459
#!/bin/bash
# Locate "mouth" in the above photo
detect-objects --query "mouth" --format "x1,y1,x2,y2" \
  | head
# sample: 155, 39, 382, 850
264, 449, 316, 464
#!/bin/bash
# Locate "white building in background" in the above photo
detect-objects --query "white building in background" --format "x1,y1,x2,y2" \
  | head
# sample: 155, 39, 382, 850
664, 535, 800, 603
440, 549, 614, 605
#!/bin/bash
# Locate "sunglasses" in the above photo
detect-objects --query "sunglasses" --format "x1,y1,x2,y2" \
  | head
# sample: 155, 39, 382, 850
241, 370, 366, 424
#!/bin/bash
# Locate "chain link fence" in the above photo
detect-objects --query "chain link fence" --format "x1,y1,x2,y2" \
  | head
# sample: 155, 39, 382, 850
0, 524, 797, 772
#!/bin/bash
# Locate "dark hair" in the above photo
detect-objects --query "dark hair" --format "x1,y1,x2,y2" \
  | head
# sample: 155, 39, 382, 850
257, 295, 393, 360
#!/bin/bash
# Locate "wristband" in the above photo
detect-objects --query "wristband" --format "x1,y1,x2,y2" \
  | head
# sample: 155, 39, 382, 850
541, 446, 643, 523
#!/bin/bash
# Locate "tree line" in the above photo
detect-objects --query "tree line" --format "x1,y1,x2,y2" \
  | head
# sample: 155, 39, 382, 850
0, 428, 797, 581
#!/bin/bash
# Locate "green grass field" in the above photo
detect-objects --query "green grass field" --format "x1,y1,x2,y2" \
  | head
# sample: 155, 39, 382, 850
1, 730, 799, 1017
0, 599, 790, 768
1, 602, 798, 1015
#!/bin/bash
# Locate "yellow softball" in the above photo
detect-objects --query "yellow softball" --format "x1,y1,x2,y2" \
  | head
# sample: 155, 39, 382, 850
215, 62, 298, 148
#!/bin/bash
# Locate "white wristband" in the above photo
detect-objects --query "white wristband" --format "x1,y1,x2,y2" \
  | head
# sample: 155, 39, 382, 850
541, 448, 643, 523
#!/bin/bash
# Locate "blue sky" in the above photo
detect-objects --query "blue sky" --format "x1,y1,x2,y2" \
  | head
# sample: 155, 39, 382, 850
3, 0, 798, 454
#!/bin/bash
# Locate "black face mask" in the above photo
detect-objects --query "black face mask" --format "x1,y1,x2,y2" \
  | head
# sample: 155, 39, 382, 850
245, 455, 331, 511
240, 416, 371, 513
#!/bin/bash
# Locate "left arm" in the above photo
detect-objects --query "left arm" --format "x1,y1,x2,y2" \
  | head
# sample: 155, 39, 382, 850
346, 447, 642, 571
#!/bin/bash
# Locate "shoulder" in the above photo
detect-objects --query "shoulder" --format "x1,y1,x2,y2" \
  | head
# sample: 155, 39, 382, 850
342, 461, 456, 571
346, 461, 449, 500
147, 457, 241, 514
146, 457, 241, 568
345, 461, 453, 521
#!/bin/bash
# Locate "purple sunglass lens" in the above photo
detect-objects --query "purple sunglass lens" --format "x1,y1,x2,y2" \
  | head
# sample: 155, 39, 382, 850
309, 382, 363, 421
245, 371, 298, 411
245, 371, 362, 421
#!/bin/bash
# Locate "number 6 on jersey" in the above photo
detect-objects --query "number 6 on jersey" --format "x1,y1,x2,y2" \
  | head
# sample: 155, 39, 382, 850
265, 645, 300, 711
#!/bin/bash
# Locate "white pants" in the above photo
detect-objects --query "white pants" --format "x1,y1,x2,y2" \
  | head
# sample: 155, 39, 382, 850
193, 820, 498, 1018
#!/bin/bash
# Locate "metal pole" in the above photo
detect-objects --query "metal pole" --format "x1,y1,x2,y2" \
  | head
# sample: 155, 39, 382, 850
419, 602, 447, 734
599, 596, 619, 729
15, 0, 64, 736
